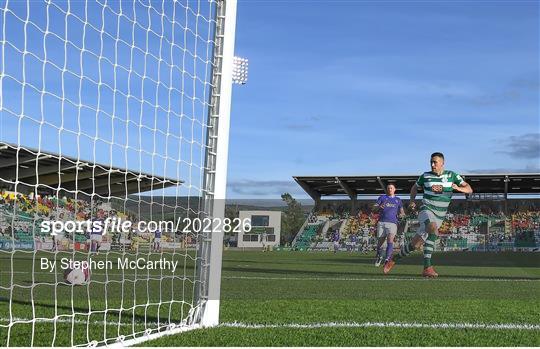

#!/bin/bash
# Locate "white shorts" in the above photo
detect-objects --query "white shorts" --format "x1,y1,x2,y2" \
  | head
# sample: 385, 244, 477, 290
90, 234, 102, 242
154, 237, 161, 243
377, 222, 397, 238
416, 210, 444, 241
333, 242, 340, 250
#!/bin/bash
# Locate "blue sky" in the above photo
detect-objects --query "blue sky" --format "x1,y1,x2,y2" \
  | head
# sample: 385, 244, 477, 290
0, 1, 538, 200
226, 0, 540, 198
0, 0, 213, 198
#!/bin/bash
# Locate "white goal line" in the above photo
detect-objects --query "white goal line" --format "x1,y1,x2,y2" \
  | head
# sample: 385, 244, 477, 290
220, 321, 540, 331
224, 275, 540, 282
3, 318, 539, 331
3, 271, 539, 282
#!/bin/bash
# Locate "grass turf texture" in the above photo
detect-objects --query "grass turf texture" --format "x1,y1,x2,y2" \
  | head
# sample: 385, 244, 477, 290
1, 250, 539, 346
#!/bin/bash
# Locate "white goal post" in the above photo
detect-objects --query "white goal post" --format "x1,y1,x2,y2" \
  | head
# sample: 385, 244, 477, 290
0, 0, 237, 346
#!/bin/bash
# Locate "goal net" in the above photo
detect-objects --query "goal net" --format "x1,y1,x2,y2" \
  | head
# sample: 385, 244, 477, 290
0, 0, 236, 346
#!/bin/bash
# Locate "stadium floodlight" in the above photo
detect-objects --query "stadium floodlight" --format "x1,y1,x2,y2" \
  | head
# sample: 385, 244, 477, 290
0, 0, 237, 346
232, 56, 249, 84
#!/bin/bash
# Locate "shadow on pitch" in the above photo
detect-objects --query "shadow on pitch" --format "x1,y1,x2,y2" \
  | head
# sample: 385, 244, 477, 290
309, 251, 540, 268
222, 265, 539, 280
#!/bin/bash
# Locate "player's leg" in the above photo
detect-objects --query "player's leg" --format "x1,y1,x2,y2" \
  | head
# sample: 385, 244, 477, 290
99, 234, 104, 253
90, 234, 102, 253
375, 223, 386, 266
90, 236, 96, 252
375, 236, 386, 265
375, 236, 386, 266
384, 213, 428, 274
422, 215, 441, 278
394, 226, 426, 261
383, 233, 424, 274
384, 226, 397, 263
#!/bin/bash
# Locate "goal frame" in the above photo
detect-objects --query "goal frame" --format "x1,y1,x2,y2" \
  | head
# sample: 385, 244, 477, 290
110, 0, 238, 346
0, 0, 238, 346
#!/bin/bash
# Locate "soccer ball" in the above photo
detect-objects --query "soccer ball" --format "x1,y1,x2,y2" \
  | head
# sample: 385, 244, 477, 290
63, 265, 90, 285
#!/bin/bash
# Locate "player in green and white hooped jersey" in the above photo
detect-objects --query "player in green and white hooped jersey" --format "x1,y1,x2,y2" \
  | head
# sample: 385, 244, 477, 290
383, 152, 473, 277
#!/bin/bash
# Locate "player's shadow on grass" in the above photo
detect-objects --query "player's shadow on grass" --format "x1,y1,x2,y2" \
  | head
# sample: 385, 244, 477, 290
223, 265, 539, 280
312, 251, 540, 268
224, 265, 374, 277
225, 257, 374, 268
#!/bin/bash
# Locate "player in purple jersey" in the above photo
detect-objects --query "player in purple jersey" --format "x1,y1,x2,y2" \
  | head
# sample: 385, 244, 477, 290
90, 219, 104, 253
153, 229, 162, 252
349, 233, 358, 253
373, 183, 405, 266
331, 229, 341, 254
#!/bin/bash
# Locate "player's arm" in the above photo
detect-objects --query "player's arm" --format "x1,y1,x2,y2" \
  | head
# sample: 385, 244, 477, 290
452, 181, 473, 194
409, 174, 424, 210
372, 197, 383, 212
451, 173, 473, 194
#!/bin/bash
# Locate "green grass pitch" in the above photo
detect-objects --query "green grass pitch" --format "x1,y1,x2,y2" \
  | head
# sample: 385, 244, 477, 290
1, 250, 539, 346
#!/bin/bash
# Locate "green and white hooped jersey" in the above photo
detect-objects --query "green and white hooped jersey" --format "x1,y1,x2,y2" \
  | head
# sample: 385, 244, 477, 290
416, 170, 464, 220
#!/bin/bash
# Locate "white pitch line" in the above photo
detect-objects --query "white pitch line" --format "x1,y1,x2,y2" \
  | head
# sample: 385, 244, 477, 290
2, 271, 539, 282
220, 321, 540, 331
2, 318, 539, 331
223, 275, 540, 282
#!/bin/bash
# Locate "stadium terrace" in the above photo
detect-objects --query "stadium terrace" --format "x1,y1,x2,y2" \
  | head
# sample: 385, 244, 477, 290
290, 174, 540, 254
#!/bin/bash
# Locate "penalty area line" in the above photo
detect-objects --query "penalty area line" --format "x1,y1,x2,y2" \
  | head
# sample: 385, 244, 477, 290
223, 275, 540, 282
220, 321, 540, 331
2, 318, 539, 331
2, 271, 539, 282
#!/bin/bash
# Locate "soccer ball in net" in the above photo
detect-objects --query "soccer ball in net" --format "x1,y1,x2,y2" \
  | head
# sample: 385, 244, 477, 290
63, 265, 90, 285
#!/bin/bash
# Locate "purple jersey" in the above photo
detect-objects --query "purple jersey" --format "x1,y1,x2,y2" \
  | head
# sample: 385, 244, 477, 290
155, 230, 161, 238
332, 231, 340, 242
91, 219, 103, 235
376, 195, 402, 224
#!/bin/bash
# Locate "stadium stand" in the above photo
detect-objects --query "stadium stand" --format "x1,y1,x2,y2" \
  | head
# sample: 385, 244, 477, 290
0, 190, 188, 252
0, 144, 187, 252
292, 174, 540, 252
292, 203, 540, 252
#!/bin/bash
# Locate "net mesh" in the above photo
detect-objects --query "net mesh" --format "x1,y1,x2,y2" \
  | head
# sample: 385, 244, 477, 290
0, 0, 221, 346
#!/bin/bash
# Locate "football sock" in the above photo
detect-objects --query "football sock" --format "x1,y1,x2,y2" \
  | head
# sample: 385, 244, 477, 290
376, 246, 383, 258
423, 233, 437, 268
385, 242, 394, 261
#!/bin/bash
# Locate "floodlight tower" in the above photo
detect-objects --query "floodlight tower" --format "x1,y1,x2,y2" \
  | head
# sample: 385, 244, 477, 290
232, 56, 249, 84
